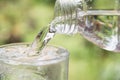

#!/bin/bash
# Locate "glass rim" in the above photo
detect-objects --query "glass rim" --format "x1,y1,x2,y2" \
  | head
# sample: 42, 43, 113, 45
0, 43, 69, 66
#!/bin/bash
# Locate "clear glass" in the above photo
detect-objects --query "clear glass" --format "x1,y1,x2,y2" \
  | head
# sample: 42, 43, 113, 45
54, 0, 120, 52
0, 43, 69, 80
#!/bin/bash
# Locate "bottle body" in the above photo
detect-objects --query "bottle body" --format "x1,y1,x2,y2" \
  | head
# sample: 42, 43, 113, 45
52, 0, 120, 52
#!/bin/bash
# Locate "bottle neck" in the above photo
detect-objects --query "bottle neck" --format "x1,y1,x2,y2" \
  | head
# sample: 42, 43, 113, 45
49, 18, 78, 35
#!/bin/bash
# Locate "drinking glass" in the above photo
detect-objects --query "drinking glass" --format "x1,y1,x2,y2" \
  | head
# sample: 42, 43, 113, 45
0, 43, 69, 80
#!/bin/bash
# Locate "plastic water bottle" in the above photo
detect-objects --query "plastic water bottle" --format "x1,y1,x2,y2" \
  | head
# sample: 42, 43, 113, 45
52, 0, 120, 52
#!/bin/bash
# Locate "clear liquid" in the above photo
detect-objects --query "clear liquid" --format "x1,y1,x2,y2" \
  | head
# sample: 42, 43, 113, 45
28, 27, 55, 56
0, 44, 68, 80
77, 10, 120, 52
29, 10, 120, 56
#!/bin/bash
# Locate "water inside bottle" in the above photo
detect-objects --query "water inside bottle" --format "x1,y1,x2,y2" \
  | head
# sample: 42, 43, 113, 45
77, 10, 120, 52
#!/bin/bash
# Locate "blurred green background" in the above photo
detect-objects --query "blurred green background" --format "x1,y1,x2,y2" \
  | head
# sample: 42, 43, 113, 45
1, 0, 120, 80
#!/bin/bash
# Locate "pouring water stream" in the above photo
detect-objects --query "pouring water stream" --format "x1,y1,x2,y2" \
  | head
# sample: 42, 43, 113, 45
26, 0, 120, 56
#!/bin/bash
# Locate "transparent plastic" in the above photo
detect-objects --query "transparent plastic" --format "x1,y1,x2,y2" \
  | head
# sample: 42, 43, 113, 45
52, 0, 120, 52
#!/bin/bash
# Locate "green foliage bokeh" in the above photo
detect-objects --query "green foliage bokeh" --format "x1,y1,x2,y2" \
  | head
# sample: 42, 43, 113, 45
0, 0, 120, 80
